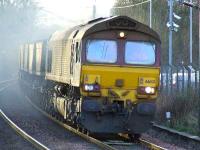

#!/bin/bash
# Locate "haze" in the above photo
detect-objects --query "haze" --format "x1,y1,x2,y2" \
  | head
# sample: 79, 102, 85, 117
38, 0, 115, 26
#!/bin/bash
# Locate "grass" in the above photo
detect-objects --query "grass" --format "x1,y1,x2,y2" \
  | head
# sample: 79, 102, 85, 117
156, 90, 200, 136
165, 113, 199, 135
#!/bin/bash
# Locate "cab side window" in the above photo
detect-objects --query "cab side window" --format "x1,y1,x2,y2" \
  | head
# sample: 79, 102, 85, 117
70, 43, 75, 75
75, 42, 80, 63
47, 49, 52, 73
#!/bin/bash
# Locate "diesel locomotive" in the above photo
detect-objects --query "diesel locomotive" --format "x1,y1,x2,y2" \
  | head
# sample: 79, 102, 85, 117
19, 16, 161, 138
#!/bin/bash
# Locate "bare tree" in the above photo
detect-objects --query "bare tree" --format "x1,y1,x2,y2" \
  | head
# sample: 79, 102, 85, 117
0, 0, 40, 50
0, 0, 40, 79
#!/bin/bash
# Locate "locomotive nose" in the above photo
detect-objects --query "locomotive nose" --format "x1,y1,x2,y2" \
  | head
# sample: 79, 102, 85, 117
126, 102, 156, 134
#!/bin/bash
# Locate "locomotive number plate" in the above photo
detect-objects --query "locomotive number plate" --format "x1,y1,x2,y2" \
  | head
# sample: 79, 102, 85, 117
138, 77, 156, 87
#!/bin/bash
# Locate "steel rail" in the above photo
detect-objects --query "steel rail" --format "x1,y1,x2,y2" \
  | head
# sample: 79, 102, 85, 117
153, 123, 200, 143
0, 79, 16, 85
118, 133, 167, 150
140, 139, 167, 150
0, 80, 49, 150
0, 109, 49, 150
0, 79, 17, 92
26, 96, 116, 150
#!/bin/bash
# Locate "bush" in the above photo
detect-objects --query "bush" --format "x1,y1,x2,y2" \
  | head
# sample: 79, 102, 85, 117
155, 89, 199, 135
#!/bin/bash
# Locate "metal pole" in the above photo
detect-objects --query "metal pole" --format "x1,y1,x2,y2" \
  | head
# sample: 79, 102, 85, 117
198, 0, 200, 136
189, 0, 193, 64
169, 0, 174, 65
199, 0, 200, 67
150, 0, 152, 28
92, 0, 96, 19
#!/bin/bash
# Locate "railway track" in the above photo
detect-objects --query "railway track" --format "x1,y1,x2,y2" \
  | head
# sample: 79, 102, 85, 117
149, 123, 200, 149
152, 123, 200, 142
25, 88, 166, 150
0, 81, 169, 150
0, 111, 36, 150
0, 80, 48, 150
0, 109, 49, 150
26, 95, 119, 150
0, 83, 102, 150
0, 79, 16, 91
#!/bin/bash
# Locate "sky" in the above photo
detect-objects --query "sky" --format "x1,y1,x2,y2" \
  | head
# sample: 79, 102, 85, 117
37, 0, 115, 26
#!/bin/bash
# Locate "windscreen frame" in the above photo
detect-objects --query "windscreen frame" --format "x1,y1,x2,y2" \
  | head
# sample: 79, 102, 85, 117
124, 40, 156, 66
86, 39, 118, 64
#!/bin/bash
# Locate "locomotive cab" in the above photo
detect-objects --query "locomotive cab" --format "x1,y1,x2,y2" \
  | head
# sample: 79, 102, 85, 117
77, 17, 161, 134
20, 16, 161, 136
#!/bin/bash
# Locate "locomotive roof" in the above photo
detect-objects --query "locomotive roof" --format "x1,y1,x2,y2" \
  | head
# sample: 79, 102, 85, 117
49, 16, 161, 42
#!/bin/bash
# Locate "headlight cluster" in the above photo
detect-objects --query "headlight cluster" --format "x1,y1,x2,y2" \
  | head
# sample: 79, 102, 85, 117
137, 86, 156, 95
144, 87, 155, 94
83, 84, 100, 92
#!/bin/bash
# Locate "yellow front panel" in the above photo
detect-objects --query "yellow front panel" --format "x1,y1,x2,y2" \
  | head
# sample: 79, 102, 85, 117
81, 65, 160, 102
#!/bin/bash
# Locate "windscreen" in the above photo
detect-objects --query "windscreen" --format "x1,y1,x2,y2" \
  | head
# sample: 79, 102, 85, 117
125, 41, 156, 65
86, 40, 117, 63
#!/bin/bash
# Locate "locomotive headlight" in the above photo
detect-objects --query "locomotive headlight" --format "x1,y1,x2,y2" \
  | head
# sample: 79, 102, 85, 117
84, 85, 94, 91
137, 86, 155, 95
83, 84, 100, 92
118, 31, 126, 38
144, 87, 155, 94
145, 87, 152, 94
119, 32, 125, 38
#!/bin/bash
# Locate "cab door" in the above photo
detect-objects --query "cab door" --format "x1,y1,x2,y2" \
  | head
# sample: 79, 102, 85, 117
70, 41, 81, 86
